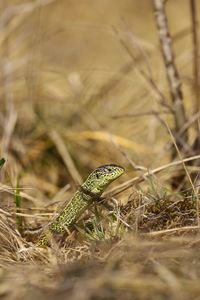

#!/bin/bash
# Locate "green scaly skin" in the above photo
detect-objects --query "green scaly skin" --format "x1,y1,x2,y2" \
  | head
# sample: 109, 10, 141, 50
38, 164, 124, 246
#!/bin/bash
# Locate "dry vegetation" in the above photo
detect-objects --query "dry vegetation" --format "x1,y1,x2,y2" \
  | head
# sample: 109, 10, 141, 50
0, 0, 200, 299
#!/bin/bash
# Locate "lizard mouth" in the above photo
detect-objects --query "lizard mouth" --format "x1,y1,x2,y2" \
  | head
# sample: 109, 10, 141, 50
111, 165, 125, 179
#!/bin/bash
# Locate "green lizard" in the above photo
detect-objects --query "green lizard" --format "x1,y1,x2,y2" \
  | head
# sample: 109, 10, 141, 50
37, 164, 124, 246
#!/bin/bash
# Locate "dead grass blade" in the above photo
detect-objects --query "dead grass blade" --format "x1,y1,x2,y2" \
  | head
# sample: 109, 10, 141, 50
106, 154, 200, 196
49, 129, 82, 185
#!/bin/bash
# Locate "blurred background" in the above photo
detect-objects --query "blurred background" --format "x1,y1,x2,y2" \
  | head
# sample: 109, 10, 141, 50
0, 0, 199, 215
1, 2, 200, 299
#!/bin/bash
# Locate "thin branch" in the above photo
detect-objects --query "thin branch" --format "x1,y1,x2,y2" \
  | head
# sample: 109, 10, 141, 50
190, 0, 200, 115
145, 225, 200, 236
153, 0, 188, 149
113, 26, 173, 113
105, 154, 200, 197
112, 110, 171, 119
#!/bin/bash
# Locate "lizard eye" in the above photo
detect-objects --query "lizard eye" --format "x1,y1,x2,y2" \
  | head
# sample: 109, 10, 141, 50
96, 173, 100, 179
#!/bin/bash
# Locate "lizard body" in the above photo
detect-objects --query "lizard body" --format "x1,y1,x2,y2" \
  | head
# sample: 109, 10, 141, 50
38, 164, 124, 246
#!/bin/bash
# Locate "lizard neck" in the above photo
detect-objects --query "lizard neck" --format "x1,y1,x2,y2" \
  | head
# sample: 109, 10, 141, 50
79, 186, 102, 200
81, 180, 105, 195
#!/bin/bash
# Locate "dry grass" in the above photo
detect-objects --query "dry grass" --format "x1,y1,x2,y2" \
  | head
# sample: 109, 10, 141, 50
2, 230, 200, 300
0, 0, 200, 299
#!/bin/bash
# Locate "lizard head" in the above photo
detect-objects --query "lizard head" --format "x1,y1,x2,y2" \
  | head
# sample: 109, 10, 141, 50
82, 164, 124, 194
